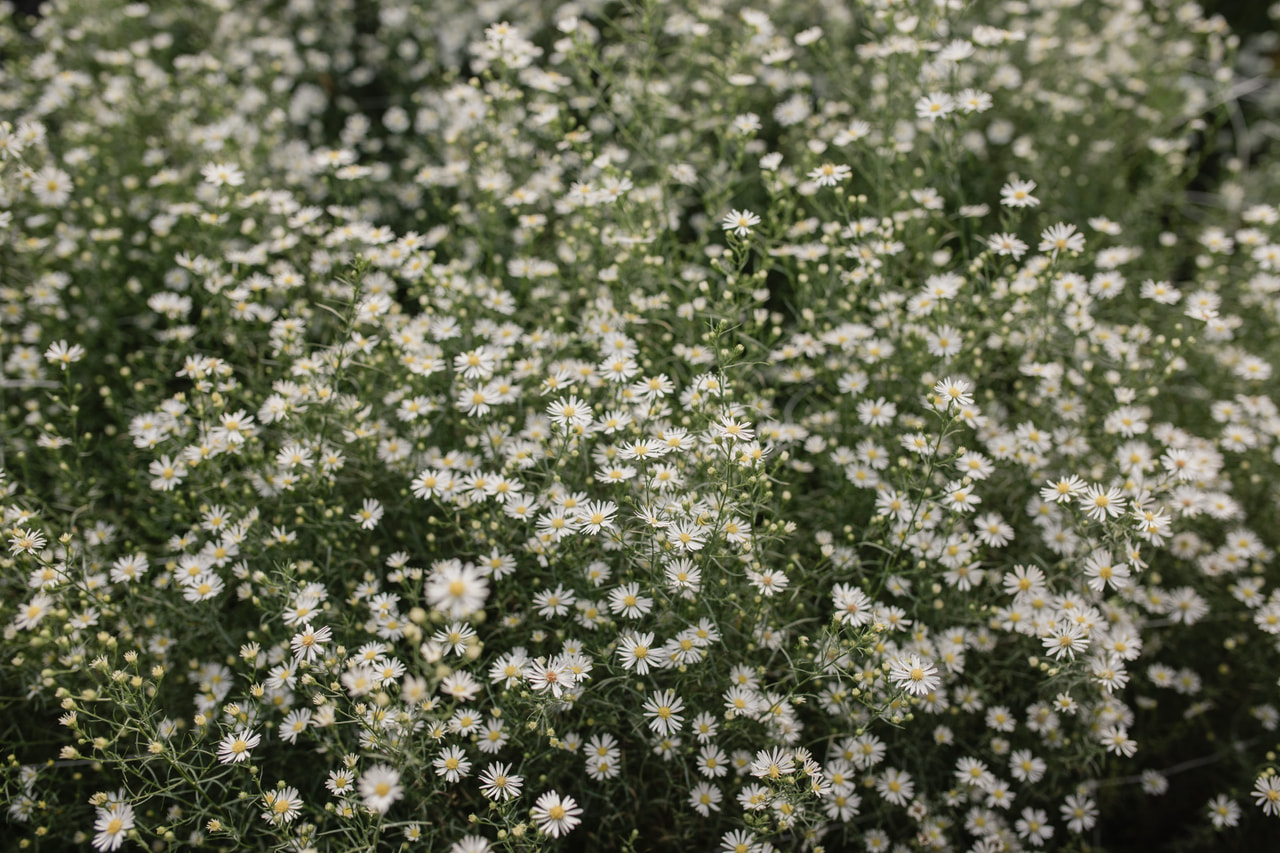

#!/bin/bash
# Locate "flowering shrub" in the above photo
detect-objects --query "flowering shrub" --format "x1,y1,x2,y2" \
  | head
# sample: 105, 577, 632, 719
3, 0, 1280, 851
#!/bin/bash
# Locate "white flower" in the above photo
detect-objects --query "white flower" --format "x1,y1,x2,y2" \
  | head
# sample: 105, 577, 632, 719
915, 92, 956, 120
1000, 179, 1039, 208
201, 162, 246, 187
888, 654, 941, 696
532, 790, 582, 838
290, 623, 332, 663
1039, 222, 1085, 255
933, 376, 974, 409
31, 165, 72, 206
424, 559, 489, 618
1207, 794, 1241, 828
148, 455, 188, 492
987, 232, 1028, 258
1015, 807, 1054, 846
1253, 773, 1280, 816
478, 762, 523, 801
92, 803, 135, 852
1043, 621, 1089, 660
433, 745, 472, 782
261, 786, 303, 825
359, 764, 403, 814
350, 498, 384, 529
217, 729, 261, 764
44, 340, 85, 368
9, 528, 46, 555
643, 689, 685, 735
721, 209, 761, 237
808, 162, 851, 186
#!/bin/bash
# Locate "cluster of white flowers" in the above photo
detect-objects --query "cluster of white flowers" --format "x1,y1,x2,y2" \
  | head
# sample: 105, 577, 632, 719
2, 0, 1280, 851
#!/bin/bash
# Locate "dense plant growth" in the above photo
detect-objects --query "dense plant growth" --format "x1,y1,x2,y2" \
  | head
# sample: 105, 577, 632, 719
3, 0, 1280, 851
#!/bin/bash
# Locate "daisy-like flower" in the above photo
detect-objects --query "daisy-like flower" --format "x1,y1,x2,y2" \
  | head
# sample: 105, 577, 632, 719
1043, 621, 1090, 660
957, 88, 993, 112
217, 728, 261, 764
617, 632, 657, 676
1253, 773, 1280, 816
927, 324, 963, 359
525, 657, 576, 698
424, 559, 489, 618
533, 584, 576, 617
933, 376, 974, 409
478, 761, 523, 801
713, 417, 755, 443
808, 163, 851, 186
1060, 793, 1098, 833
1039, 222, 1086, 255
182, 572, 224, 602
261, 786, 303, 825
1079, 484, 1124, 521
532, 790, 582, 838
279, 708, 312, 744
433, 745, 472, 782
350, 498, 384, 530
434, 621, 477, 656
1098, 725, 1138, 757
450, 835, 491, 853
9, 528, 46, 556
876, 767, 915, 806
915, 92, 956, 120
720, 829, 761, 853
690, 781, 722, 816
201, 161, 246, 187
359, 764, 403, 814
92, 802, 135, 852
148, 455, 188, 492
643, 689, 685, 735
290, 623, 332, 663
1000, 179, 1039, 208
326, 769, 355, 797
857, 397, 896, 427
1207, 793, 1241, 828
987, 232, 1029, 259
44, 340, 85, 369
1015, 807, 1054, 846
109, 553, 149, 584
32, 165, 73, 206
721, 209, 761, 237
546, 395, 593, 429
749, 747, 795, 780
888, 654, 941, 696
666, 520, 706, 552
832, 583, 873, 627
1040, 474, 1086, 504
608, 582, 654, 618
943, 481, 981, 513
575, 500, 617, 535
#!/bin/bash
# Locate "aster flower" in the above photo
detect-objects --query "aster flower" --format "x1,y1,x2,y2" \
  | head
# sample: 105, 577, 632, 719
217, 728, 261, 764
888, 654, 941, 696
643, 689, 685, 736
1039, 222, 1086, 255
261, 786, 303, 825
358, 764, 403, 814
1253, 773, 1280, 816
44, 340, 85, 369
478, 762, 522, 801
1000, 179, 1039, 208
721, 209, 760, 237
92, 803, 135, 852
532, 790, 582, 838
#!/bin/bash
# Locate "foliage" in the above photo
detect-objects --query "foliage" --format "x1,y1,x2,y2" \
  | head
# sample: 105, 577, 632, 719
2, 0, 1280, 851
